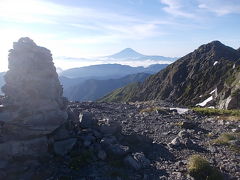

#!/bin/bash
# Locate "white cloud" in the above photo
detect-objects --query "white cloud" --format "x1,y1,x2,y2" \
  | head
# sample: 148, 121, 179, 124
197, 0, 240, 16
160, 0, 195, 18
53, 57, 173, 70
160, 0, 240, 18
0, 0, 140, 24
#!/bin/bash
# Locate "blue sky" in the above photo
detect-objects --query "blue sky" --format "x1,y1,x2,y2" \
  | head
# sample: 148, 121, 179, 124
0, 0, 240, 71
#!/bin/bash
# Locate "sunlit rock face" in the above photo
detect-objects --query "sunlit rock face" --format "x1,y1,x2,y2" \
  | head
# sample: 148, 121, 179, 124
0, 37, 68, 152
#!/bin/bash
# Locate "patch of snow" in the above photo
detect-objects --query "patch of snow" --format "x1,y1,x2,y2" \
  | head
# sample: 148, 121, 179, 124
213, 61, 218, 66
196, 96, 213, 107
210, 88, 217, 95
208, 106, 215, 109
170, 108, 189, 114
225, 96, 232, 109
233, 64, 236, 69
199, 95, 203, 98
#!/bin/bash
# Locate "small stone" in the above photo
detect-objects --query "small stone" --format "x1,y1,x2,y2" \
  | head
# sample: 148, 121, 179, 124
159, 176, 168, 180
54, 138, 77, 156
92, 130, 103, 139
99, 121, 122, 135
107, 144, 129, 157
168, 137, 181, 148
97, 150, 107, 160
133, 152, 151, 168
83, 140, 92, 147
180, 121, 197, 129
176, 161, 184, 167
100, 136, 118, 146
178, 130, 189, 138
124, 155, 141, 170
162, 131, 171, 136
184, 138, 195, 149
232, 128, 240, 133
208, 145, 218, 153
219, 120, 224, 125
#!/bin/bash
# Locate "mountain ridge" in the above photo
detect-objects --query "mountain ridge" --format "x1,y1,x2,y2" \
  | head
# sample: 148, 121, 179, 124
60, 63, 168, 78
100, 41, 240, 109
64, 73, 150, 102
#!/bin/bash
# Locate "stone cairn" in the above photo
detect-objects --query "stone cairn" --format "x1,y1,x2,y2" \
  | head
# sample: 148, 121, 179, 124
0, 37, 68, 160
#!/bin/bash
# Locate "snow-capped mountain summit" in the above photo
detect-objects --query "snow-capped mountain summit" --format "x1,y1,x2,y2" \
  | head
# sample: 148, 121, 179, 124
108, 48, 144, 59
106, 48, 177, 62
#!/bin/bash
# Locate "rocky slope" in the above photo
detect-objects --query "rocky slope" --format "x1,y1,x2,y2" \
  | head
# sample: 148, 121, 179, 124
1, 100, 239, 180
101, 41, 240, 109
65, 73, 150, 101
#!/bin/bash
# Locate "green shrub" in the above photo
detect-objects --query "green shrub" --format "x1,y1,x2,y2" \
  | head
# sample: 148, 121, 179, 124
187, 155, 223, 180
140, 106, 167, 114
213, 133, 236, 145
192, 107, 240, 117
213, 132, 240, 153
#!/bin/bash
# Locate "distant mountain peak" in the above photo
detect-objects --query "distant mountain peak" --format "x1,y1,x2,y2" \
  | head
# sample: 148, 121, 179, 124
198, 40, 224, 50
123, 48, 135, 51
193, 40, 240, 61
109, 48, 144, 59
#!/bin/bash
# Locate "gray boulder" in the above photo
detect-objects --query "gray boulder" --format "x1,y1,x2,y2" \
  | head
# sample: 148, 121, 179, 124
0, 137, 48, 160
0, 37, 68, 160
0, 37, 68, 139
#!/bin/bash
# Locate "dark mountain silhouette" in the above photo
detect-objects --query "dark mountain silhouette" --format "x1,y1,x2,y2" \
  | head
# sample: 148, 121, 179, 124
64, 73, 150, 102
101, 41, 240, 109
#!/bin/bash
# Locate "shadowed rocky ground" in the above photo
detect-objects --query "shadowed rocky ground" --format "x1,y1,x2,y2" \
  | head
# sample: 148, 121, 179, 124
1, 99, 239, 180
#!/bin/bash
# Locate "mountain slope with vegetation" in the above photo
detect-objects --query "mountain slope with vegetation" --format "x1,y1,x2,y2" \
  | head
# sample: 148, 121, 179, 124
101, 41, 240, 109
